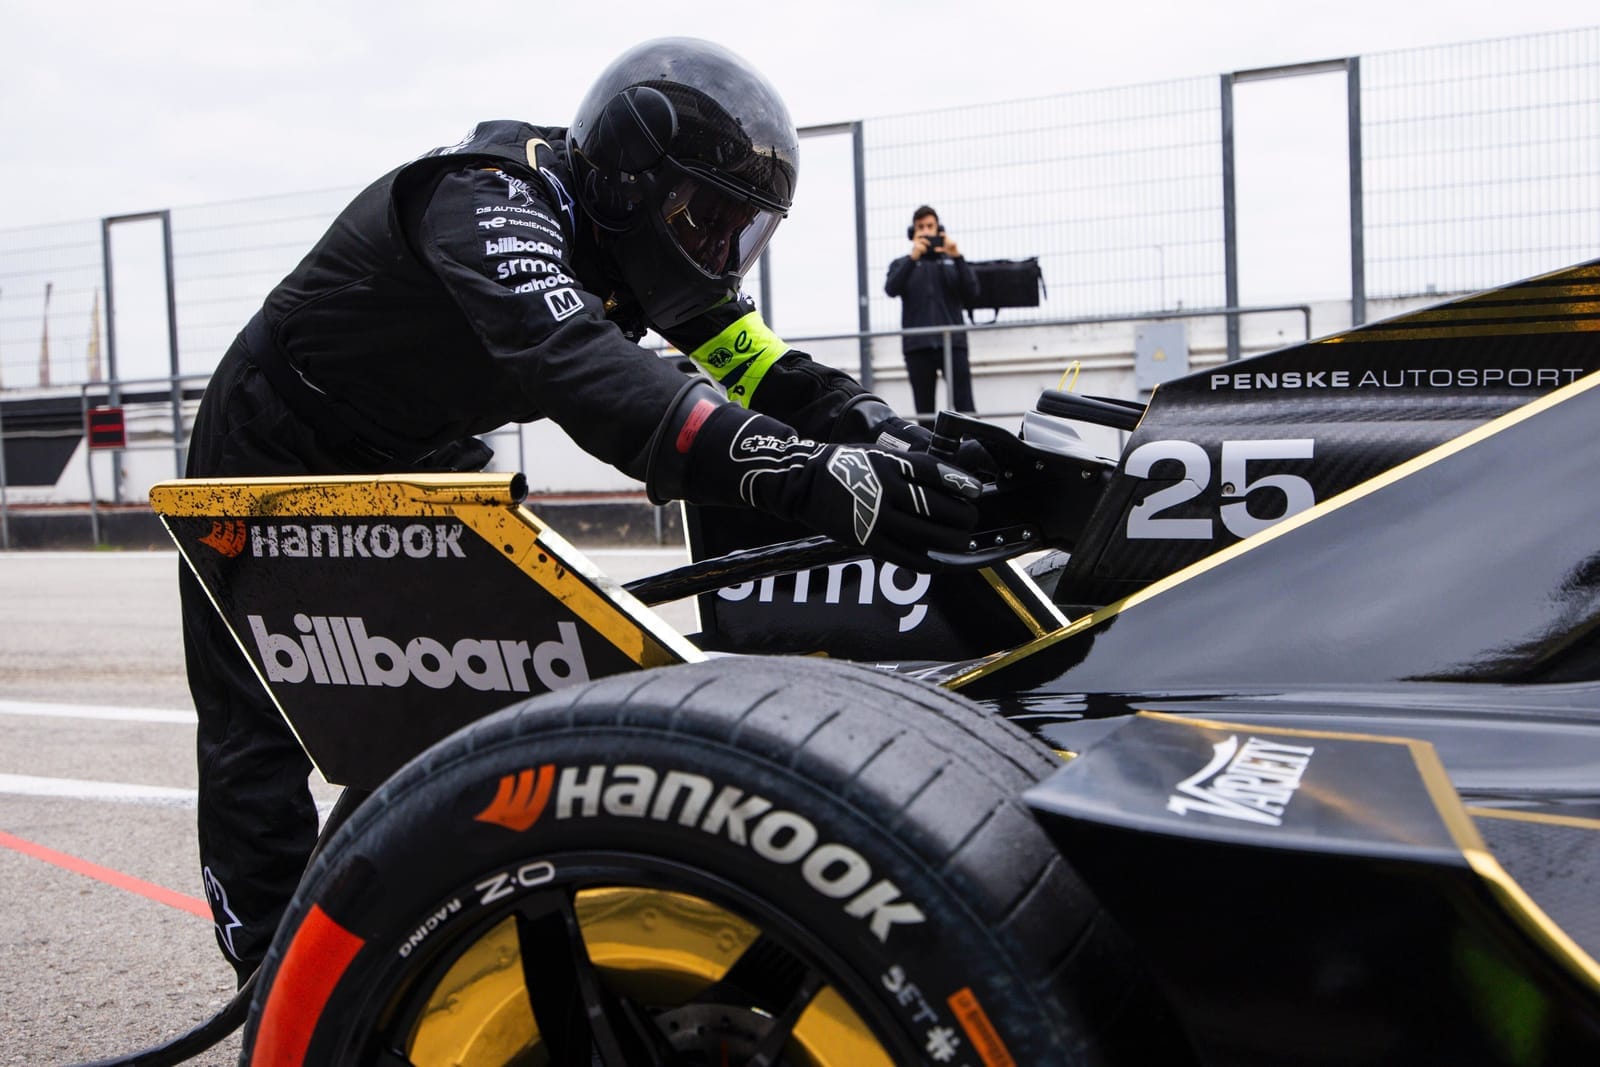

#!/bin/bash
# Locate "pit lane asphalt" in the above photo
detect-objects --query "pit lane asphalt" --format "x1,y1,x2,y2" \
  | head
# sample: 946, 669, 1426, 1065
0, 546, 690, 1067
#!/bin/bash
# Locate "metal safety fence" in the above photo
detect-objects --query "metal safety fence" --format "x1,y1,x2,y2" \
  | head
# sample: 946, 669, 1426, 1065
0, 303, 1311, 547
0, 25, 1596, 533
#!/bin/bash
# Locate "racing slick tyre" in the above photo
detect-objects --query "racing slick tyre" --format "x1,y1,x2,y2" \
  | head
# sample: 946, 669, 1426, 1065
240, 656, 1187, 1066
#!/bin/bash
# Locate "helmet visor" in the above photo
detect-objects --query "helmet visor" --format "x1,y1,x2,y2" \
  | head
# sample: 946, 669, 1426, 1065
660, 173, 782, 278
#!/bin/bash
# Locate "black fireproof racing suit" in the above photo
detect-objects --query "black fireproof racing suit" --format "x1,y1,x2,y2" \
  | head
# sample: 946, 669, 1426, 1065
181, 120, 886, 983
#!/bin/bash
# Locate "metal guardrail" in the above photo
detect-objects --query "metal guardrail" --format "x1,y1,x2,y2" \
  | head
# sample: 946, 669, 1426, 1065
0, 302, 1309, 549
788, 302, 1315, 410
0, 396, 9, 550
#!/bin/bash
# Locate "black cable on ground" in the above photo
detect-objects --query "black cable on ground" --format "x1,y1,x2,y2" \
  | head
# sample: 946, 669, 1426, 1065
64, 787, 372, 1066
68, 971, 257, 1067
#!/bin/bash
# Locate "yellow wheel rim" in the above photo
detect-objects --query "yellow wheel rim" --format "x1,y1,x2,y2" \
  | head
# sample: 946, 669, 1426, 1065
406, 886, 894, 1067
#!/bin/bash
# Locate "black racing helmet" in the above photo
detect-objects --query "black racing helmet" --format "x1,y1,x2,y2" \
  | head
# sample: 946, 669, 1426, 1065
570, 37, 799, 329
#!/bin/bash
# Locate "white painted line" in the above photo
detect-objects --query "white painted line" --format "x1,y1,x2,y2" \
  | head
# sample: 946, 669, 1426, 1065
578, 548, 687, 558
0, 773, 196, 807
0, 773, 338, 817
0, 547, 686, 559
0, 700, 194, 724
0, 550, 178, 560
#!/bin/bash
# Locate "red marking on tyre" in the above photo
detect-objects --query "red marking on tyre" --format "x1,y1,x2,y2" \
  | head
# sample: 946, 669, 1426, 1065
948, 986, 1015, 1067
251, 904, 365, 1066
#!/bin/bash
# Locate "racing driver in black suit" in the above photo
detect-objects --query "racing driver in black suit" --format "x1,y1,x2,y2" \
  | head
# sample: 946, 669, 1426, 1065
180, 36, 986, 986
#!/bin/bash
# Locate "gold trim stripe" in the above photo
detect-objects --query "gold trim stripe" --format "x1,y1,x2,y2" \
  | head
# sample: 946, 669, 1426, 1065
1463, 283, 1600, 302
1320, 317, 1600, 343
945, 367, 1600, 689
1499, 263, 1600, 284
151, 473, 701, 668
1402, 301, 1600, 323
149, 473, 525, 517
1310, 261, 1600, 342
1466, 806, 1600, 831
1133, 713, 1600, 994
977, 565, 1062, 640
1466, 850, 1600, 992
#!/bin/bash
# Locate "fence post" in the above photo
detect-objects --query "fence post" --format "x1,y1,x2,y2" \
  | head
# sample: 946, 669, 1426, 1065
0, 397, 10, 550
1220, 73, 1241, 362
942, 330, 955, 412
851, 120, 874, 389
1346, 56, 1366, 328
99, 216, 123, 504
160, 213, 185, 477
81, 387, 101, 546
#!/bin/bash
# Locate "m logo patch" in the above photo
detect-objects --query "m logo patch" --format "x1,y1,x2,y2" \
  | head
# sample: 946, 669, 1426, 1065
544, 287, 583, 322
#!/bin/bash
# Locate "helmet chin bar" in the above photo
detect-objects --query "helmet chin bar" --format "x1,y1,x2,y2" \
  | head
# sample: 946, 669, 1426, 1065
587, 162, 752, 331
594, 215, 728, 331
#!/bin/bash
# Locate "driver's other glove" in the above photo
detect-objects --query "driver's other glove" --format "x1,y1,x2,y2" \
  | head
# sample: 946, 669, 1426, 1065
648, 384, 981, 571
832, 396, 997, 479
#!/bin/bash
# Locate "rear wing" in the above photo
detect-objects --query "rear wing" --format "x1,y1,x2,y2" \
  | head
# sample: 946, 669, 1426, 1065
1027, 712, 1600, 1061
151, 473, 699, 790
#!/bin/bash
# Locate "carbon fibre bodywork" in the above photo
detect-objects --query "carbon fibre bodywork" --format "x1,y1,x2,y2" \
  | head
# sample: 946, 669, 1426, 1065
972, 261, 1600, 1063
151, 259, 1600, 1064
1056, 263, 1600, 606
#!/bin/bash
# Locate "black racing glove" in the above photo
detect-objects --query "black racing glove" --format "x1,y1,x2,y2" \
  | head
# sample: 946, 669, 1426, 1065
648, 384, 982, 571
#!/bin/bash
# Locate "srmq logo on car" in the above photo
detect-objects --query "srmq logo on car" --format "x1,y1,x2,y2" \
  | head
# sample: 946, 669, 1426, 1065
1167, 734, 1315, 826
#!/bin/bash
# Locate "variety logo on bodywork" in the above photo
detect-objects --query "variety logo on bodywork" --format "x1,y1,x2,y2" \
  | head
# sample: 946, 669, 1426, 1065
1167, 734, 1315, 826
475, 763, 926, 942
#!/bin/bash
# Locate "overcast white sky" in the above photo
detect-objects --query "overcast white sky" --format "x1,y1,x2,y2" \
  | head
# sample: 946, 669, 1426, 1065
4, 1, 1598, 229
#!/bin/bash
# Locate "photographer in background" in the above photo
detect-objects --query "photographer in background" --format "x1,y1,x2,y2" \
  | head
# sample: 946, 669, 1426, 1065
884, 205, 980, 422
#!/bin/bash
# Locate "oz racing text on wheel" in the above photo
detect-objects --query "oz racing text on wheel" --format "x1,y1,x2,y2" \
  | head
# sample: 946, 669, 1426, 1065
240, 657, 1183, 1066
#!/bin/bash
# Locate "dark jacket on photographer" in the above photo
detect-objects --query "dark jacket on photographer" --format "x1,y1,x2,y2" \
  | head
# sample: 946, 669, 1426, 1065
885, 246, 979, 356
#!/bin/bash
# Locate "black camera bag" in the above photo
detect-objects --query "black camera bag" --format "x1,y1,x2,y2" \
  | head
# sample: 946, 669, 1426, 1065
964, 257, 1045, 322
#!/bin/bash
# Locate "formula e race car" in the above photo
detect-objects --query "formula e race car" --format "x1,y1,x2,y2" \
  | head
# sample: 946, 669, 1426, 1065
138, 260, 1600, 1066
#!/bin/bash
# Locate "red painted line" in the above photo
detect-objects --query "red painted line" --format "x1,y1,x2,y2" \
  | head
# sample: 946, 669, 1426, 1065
0, 829, 211, 920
